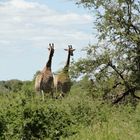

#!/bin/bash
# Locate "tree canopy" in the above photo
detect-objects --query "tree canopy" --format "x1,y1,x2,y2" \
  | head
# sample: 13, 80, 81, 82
71, 0, 140, 103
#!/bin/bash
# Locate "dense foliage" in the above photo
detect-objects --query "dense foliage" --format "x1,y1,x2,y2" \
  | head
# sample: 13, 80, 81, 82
71, 0, 140, 103
0, 79, 140, 140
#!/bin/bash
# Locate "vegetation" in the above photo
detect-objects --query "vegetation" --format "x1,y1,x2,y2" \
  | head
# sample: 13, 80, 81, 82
72, 0, 140, 103
0, 79, 140, 140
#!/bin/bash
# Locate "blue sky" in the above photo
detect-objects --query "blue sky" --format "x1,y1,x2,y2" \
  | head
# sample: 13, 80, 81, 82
0, 0, 95, 81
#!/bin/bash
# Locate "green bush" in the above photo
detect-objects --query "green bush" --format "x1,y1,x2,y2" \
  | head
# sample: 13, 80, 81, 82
0, 115, 6, 139
0, 93, 77, 140
21, 104, 76, 140
70, 101, 94, 126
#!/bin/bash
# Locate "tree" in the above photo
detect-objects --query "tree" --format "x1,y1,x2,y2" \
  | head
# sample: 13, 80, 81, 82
72, 0, 140, 103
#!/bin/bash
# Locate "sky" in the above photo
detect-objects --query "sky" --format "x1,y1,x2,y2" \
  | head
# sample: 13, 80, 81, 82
0, 0, 95, 81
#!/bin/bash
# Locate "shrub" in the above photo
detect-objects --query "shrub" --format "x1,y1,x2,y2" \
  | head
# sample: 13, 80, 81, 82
21, 104, 76, 140
0, 115, 6, 139
70, 101, 94, 126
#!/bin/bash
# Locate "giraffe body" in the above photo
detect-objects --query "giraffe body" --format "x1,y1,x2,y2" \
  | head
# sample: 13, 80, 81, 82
54, 71, 71, 94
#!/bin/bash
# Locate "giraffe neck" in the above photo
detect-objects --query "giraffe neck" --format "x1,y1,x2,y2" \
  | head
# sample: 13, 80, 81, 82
46, 51, 53, 70
64, 51, 70, 72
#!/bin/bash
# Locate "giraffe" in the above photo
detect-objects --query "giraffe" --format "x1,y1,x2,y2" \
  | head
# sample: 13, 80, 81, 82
54, 45, 75, 97
35, 43, 54, 100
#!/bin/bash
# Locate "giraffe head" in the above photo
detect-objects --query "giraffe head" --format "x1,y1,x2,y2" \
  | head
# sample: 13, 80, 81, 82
48, 43, 54, 56
64, 45, 75, 56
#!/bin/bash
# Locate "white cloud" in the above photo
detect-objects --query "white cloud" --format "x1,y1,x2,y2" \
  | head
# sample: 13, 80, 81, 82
9, 0, 36, 9
0, 0, 93, 50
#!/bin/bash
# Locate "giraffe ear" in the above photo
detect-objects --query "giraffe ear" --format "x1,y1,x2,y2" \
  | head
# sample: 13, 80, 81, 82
72, 49, 75, 51
64, 49, 68, 51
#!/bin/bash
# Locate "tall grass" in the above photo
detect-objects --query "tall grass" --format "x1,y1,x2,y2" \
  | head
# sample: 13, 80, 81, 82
0, 85, 140, 140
